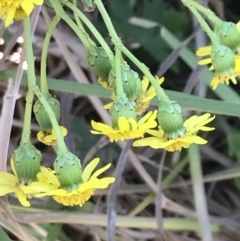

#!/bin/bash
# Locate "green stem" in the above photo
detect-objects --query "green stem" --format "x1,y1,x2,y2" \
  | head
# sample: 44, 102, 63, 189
182, 0, 219, 45
20, 91, 34, 143
21, 17, 36, 143
94, 0, 119, 43
187, 0, 221, 24
50, 0, 92, 49
121, 45, 170, 103
64, 1, 114, 63
94, 0, 169, 103
72, 0, 96, 46
33, 86, 68, 153
40, 15, 61, 95
23, 17, 36, 89
115, 47, 124, 96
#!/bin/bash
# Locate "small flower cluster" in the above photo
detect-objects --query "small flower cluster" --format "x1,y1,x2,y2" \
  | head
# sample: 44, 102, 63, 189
196, 16, 240, 89
88, 44, 215, 152
0, 0, 217, 209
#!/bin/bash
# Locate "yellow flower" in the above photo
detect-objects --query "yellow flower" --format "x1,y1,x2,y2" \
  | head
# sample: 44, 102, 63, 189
133, 113, 215, 152
91, 110, 157, 142
37, 126, 68, 146
98, 77, 112, 89
32, 158, 115, 207
0, 0, 43, 27
104, 76, 164, 115
0, 159, 43, 206
196, 45, 240, 89
135, 76, 164, 115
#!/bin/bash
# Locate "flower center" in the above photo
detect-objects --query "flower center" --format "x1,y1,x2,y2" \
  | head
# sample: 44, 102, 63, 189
135, 95, 150, 115
166, 141, 190, 152
53, 189, 95, 206
0, 0, 23, 9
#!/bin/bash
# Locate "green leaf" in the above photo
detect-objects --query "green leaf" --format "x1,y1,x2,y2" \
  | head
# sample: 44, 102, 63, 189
162, 9, 190, 37
0, 226, 11, 241
1, 70, 240, 117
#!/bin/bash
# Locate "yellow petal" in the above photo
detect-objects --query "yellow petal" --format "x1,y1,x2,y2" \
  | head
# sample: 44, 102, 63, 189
82, 158, 100, 182
118, 117, 130, 132
20, 0, 34, 16
91, 120, 112, 132
79, 178, 115, 191
5, 9, 15, 27
40, 167, 60, 187
196, 46, 212, 56
10, 159, 18, 177
36, 189, 67, 197
128, 118, 138, 130
141, 76, 150, 92
0, 172, 17, 185
16, 190, 30, 207
104, 103, 113, 109
0, 186, 18, 196
138, 111, 153, 126
90, 163, 111, 179
147, 129, 164, 138
133, 137, 162, 148
198, 58, 212, 65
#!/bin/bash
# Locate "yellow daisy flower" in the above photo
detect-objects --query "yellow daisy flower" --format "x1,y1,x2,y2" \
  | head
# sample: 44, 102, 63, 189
196, 45, 240, 89
0, 0, 43, 27
91, 110, 157, 142
133, 113, 215, 152
37, 126, 68, 146
32, 158, 115, 207
135, 76, 164, 115
104, 76, 164, 115
0, 159, 42, 206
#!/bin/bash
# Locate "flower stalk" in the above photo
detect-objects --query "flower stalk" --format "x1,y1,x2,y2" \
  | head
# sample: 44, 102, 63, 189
66, 1, 114, 63
94, 0, 170, 104
184, 0, 220, 24
50, 0, 92, 49
21, 17, 36, 143
23, 16, 68, 153
181, 0, 219, 45
40, 15, 61, 95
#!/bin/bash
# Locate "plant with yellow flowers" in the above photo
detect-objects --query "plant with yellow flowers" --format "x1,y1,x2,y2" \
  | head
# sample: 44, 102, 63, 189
0, 0, 219, 224
0, 0, 217, 211
1, 0, 235, 240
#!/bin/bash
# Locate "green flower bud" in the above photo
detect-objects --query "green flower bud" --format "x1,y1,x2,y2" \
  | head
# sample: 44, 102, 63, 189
86, 46, 112, 81
211, 43, 235, 75
33, 94, 60, 133
110, 95, 136, 129
109, 63, 143, 100
215, 21, 240, 53
80, 0, 96, 12
54, 152, 82, 190
157, 101, 185, 140
12, 143, 42, 185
